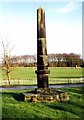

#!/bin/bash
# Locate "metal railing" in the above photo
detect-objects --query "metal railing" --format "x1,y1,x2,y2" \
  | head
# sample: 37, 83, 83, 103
0, 77, 84, 86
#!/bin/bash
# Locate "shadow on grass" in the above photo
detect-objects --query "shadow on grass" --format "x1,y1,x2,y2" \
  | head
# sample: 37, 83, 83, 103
2, 118, 54, 120
68, 100, 84, 109
50, 76, 81, 79
45, 102, 83, 117
45, 88, 83, 117
61, 87, 83, 94
2, 92, 23, 101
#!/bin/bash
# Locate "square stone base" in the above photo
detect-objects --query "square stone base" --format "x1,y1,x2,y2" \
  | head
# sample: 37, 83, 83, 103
21, 88, 69, 102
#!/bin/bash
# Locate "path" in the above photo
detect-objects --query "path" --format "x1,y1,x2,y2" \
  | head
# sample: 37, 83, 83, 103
0, 83, 84, 90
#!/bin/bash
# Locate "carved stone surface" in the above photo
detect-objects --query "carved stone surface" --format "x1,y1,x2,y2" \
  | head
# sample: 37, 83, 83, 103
35, 7, 50, 88
21, 88, 69, 102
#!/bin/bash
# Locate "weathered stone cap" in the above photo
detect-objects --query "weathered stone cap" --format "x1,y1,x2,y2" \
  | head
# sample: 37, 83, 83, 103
37, 7, 45, 13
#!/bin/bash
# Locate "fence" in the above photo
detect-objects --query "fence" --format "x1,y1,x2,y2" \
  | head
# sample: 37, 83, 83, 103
0, 77, 84, 86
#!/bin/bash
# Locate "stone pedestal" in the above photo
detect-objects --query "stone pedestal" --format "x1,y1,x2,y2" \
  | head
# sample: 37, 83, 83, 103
21, 88, 69, 102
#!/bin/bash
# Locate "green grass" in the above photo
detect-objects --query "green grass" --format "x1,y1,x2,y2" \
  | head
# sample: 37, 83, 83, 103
1, 67, 83, 85
2, 67, 36, 80
1, 86, 84, 119
49, 67, 83, 79
2, 67, 83, 80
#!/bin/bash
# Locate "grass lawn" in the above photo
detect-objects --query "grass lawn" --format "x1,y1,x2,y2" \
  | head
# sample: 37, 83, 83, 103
2, 67, 83, 80
1, 86, 84, 119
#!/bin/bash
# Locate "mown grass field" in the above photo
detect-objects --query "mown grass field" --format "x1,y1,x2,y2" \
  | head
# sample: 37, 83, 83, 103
2, 67, 83, 80
1, 86, 84, 119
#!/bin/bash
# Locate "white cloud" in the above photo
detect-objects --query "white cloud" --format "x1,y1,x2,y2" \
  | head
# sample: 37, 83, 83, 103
49, 2, 81, 14
58, 2, 77, 13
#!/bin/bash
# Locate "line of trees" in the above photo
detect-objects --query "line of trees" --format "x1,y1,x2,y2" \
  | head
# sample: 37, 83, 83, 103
2, 53, 83, 68
48, 53, 83, 67
9, 55, 37, 67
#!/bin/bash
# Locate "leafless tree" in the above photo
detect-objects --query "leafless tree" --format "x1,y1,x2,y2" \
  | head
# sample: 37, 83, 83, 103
1, 40, 14, 85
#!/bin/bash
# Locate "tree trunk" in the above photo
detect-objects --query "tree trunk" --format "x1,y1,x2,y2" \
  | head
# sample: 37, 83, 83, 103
7, 71, 10, 85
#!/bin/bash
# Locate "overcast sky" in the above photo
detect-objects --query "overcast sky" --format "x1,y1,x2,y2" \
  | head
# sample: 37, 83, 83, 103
0, 1, 82, 59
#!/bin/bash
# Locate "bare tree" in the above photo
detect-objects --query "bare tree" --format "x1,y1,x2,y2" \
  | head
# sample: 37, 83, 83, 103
1, 40, 14, 85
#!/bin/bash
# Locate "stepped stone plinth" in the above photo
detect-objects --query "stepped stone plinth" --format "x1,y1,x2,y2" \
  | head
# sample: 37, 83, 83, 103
21, 88, 69, 102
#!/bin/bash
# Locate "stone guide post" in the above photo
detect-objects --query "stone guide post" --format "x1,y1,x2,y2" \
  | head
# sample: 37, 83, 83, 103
35, 7, 50, 88
21, 7, 69, 103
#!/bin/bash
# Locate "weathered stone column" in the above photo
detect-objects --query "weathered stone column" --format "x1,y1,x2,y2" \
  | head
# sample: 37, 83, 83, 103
35, 7, 50, 88
21, 7, 69, 103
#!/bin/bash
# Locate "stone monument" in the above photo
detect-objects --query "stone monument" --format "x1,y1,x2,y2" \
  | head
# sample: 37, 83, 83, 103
21, 7, 69, 102
35, 7, 50, 88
